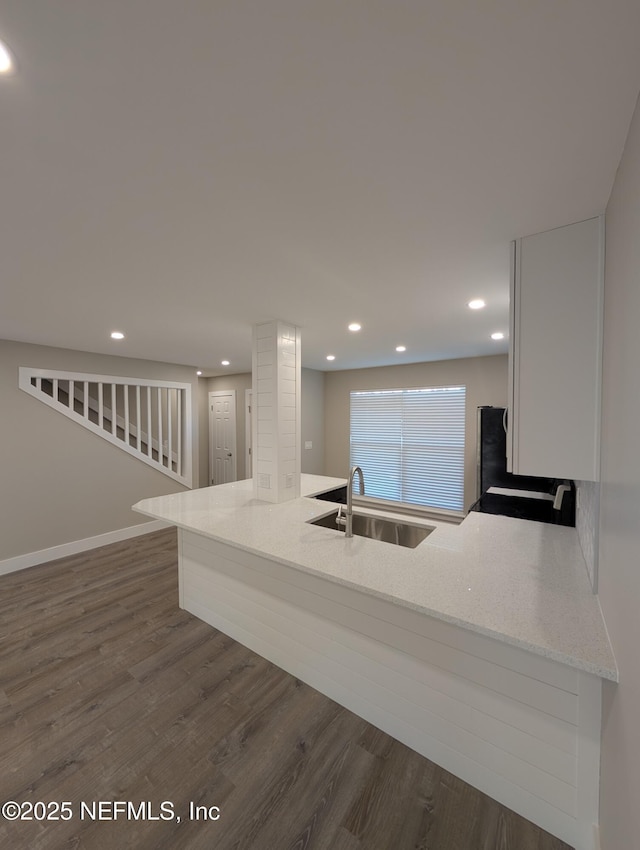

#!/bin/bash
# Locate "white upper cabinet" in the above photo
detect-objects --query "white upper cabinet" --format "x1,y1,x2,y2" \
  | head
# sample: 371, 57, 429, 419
507, 216, 604, 481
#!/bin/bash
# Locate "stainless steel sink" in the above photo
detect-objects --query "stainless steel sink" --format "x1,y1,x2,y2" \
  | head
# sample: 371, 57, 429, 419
309, 510, 434, 548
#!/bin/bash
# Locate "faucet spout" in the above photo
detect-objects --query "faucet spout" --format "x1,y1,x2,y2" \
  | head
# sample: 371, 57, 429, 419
345, 465, 365, 538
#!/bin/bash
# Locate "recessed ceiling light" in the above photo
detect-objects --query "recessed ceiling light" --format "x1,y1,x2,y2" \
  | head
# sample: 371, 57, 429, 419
326, 355, 336, 361
348, 323, 361, 332
0, 41, 15, 75
110, 331, 125, 340
491, 332, 505, 340
468, 299, 486, 310
395, 345, 406, 352
196, 370, 203, 376
221, 360, 230, 366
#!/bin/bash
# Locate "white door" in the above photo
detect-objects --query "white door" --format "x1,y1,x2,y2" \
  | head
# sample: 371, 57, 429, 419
209, 391, 237, 485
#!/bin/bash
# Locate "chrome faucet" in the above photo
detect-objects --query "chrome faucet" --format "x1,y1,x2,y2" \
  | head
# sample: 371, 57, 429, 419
337, 466, 365, 537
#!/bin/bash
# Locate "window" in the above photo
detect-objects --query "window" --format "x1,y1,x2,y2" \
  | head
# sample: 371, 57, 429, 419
349, 385, 466, 511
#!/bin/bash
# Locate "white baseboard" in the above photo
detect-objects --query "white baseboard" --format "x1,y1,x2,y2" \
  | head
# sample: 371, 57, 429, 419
0, 520, 171, 577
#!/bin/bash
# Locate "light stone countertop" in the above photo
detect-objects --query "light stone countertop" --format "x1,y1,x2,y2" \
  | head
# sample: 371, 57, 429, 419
133, 473, 617, 681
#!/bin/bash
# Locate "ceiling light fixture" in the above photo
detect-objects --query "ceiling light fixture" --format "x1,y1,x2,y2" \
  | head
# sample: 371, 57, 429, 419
326, 355, 336, 361
221, 360, 230, 366
0, 40, 15, 74
110, 331, 125, 340
348, 323, 361, 332
491, 332, 505, 340
468, 299, 486, 310
395, 345, 406, 352
196, 370, 203, 376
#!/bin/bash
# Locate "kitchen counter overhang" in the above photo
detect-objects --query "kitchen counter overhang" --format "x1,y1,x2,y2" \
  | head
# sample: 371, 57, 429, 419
133, 474, 615, 849
133, 474, 616, 682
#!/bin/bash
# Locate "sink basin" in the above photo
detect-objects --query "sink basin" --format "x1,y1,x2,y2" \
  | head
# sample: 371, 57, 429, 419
309, 485, 347, 504
309, 510, 434, 548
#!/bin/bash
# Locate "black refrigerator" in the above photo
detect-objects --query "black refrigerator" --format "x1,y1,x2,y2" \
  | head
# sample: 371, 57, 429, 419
472, 406, 575, 526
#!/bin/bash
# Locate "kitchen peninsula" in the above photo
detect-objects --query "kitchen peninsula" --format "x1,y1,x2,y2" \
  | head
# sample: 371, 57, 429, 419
134, 474, 615, 850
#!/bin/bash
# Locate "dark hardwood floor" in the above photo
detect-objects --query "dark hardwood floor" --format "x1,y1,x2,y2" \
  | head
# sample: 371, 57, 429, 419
0, 529, 573, 850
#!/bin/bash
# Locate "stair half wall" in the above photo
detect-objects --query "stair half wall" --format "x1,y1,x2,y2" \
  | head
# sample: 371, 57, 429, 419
19, 367, 193, 487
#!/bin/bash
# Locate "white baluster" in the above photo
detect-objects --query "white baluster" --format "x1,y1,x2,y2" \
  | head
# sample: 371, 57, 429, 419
147, 387, 152, 457
167, 388, 173, 471
177, 389, 182, 477
157, 387, 163, 467
124, 384, 129, 446
111, 384, 117, 436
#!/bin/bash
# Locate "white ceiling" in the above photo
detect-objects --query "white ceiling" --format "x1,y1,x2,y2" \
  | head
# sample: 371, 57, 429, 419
1, 1, 639, 376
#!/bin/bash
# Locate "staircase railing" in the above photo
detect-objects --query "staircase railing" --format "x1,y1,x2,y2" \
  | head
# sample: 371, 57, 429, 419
19, 367, 193, 487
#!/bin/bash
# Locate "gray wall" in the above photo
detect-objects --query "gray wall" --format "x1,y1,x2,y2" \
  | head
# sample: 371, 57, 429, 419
300, 368, 325, 474
202, 368, 325, 483
0, 340, 200, 561
324, 354, 508, 510
598, 93, 640, 849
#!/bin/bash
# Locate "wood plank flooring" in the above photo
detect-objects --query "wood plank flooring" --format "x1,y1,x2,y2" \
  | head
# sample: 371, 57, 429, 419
0, 529, 573, 850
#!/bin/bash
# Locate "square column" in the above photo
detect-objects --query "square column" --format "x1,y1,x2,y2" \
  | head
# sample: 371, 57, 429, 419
252, 320, 301, 502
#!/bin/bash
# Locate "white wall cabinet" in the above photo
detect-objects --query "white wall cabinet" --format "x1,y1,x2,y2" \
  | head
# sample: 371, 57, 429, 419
508, 216, 604, 481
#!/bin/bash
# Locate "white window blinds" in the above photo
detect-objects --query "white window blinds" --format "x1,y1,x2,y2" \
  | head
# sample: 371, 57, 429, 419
350, 386, 466, 511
